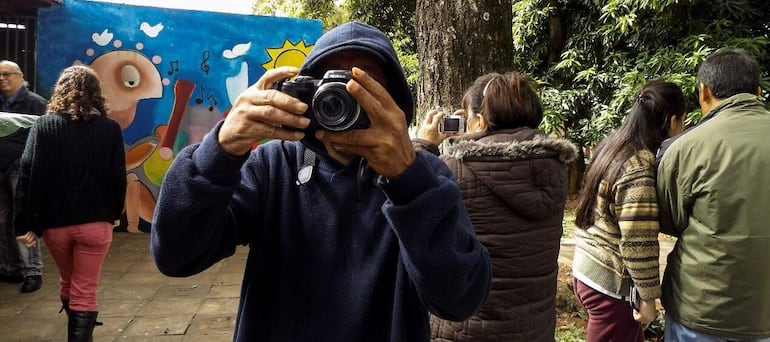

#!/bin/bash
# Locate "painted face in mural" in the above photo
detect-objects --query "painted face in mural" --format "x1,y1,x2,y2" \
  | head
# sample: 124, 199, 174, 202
0, 61, 26, 97
89, 50, 163, 128
314, 50, 388, 163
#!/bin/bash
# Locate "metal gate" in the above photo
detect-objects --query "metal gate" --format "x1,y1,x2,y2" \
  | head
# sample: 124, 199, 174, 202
0, 15, 39, 92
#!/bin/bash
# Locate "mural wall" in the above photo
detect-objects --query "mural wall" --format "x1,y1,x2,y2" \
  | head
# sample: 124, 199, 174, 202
37, 0, 323, 232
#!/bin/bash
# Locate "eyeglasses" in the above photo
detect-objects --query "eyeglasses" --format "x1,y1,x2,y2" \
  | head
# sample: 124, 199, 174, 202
0, 72, 21, 78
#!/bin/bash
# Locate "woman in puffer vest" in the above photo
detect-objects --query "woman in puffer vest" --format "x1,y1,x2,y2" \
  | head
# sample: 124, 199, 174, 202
414, 71, 577, 341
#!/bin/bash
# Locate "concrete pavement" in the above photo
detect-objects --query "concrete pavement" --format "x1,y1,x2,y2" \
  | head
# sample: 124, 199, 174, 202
0, 233, 246, 341
0, 233, 676, 341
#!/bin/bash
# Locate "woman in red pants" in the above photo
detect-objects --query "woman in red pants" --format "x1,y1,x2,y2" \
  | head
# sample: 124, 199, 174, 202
15, 65, 126, 341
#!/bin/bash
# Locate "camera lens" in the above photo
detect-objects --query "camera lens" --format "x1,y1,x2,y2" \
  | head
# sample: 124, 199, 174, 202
312, 82, 361, 131
443, 118, 459, 131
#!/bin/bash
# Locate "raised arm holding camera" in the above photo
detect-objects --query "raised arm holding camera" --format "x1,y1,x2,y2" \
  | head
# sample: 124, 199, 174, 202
415, 71, 577, 341
150, 21, 491, 342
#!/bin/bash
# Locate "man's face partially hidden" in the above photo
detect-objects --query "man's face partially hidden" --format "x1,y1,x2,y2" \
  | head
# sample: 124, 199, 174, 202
315, 50, 389, 165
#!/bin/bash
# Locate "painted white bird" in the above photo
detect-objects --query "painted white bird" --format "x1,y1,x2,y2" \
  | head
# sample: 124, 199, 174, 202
91, 29, 113, 46
223, 42, 252, 59
140, 22, 164, 38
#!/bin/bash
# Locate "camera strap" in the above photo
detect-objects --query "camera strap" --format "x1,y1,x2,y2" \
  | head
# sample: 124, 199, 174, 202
296, 147, 316, 185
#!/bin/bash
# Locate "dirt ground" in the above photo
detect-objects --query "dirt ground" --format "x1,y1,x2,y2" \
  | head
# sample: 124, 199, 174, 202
556, 262, 588, 331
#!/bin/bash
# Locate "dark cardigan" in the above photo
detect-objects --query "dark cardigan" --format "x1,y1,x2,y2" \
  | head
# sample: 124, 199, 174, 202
14, 113, 126, 236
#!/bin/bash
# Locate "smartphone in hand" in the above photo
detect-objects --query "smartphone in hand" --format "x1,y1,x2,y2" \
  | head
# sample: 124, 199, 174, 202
630, 285, 641, 312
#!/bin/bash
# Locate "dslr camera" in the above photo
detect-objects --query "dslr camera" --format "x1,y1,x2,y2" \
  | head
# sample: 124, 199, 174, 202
439, 112, 466, 134
278, 70, 370, 132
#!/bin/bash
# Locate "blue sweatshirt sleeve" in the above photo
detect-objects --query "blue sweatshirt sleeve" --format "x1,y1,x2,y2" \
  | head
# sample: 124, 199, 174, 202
378, 151, 491, 321
150, 123, 250, 277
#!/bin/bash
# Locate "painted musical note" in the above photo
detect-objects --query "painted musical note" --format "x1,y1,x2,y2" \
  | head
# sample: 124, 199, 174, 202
200, 50, 210, 75
167, 60, 179, 75
194, 86, 206, 105
206, 94, 218, 111
194, 86, 218, 111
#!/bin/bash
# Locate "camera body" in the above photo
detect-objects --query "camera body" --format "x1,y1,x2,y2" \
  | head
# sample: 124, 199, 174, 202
439, 114, 466, 134
279, 70, 370, 132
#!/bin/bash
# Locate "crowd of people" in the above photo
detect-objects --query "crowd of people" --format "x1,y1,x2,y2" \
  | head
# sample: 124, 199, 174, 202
2, 20, 769, 342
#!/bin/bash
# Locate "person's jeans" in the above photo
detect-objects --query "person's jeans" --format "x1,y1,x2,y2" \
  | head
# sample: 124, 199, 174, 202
0, 170, 22, 275
7, 161, 42, 276
43, 222, 112, 311
573, 278, 644, 342
16, 239, 42, 276
665, 313, 770, 342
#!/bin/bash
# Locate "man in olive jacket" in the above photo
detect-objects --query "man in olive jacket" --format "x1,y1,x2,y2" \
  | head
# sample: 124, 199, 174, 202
657, 48, 770, 340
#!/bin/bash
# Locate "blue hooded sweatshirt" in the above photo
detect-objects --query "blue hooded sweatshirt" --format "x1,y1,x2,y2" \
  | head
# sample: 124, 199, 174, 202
151, 21, 491, 341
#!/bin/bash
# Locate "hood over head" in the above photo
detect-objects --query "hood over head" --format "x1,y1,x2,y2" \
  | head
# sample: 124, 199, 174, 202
298, 21, 414, 159
445, 129, 578, 220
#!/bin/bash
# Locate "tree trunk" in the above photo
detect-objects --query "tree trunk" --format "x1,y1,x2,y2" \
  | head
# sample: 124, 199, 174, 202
568, 148, 586, 195
546, 0, 565, 66
415, 0, 514, 123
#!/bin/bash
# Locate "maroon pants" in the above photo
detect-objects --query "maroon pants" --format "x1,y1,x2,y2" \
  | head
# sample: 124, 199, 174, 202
573, 278, 644, 342
43, 222, 112, 311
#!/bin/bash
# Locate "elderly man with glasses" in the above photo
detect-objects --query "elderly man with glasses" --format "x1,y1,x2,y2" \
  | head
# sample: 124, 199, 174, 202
0, 59, 46, 293
0, 60, 47, 115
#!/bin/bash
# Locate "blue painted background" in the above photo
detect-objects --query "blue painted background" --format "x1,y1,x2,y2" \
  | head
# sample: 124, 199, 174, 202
36, 0, 322, 231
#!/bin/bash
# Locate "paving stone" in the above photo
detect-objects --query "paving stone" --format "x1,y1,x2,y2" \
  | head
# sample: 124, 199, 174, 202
139, 298, 205, 316
154, 284, 211, 299
209, 284, 241, 298
122, 314, 194, 337
197, 298, 240, 315
187, 314, 237, 335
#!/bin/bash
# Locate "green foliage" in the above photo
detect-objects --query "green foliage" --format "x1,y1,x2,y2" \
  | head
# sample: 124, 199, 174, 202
260, 0, 770, 141
555, 323, 586, 342
346, 0, 417, 93
252, 0, 349, 28
513, 0, 770, 147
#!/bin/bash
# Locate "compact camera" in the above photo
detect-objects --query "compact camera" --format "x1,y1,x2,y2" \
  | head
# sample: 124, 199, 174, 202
278, 70, 370, 132
439, 113, 466, 134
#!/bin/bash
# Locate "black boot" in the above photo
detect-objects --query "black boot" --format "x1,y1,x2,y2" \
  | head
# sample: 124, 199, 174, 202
68, 311, 98, 342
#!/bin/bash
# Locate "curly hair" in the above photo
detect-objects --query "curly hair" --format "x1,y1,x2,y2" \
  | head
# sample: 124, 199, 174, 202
46, 65, 108, 121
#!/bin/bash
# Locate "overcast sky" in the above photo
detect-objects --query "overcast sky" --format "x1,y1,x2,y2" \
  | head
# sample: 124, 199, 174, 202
90, 0, 255, 14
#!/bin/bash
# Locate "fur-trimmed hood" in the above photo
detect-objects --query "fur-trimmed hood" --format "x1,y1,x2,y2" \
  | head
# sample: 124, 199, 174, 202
445, 129, 578, 164
442, 128, 577, 220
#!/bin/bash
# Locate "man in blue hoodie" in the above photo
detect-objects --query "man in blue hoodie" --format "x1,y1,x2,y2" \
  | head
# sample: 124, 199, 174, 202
151, 21, 491, 341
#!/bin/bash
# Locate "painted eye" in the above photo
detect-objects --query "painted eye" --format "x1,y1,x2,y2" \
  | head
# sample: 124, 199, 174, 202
120, 64, 141, 88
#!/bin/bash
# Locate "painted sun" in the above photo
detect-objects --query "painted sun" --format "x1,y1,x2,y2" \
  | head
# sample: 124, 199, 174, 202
262, 39, 314, 70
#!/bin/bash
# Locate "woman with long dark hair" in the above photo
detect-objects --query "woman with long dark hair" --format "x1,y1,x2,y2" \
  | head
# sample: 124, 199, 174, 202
572, 80, 685, 341
15, 65, 126, 341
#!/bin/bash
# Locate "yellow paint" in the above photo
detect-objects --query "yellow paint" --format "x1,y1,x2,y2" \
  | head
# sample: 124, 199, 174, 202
262, 40, 313, 70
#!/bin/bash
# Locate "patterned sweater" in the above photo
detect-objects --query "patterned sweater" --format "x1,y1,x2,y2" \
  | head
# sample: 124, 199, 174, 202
572, 149, 661, 300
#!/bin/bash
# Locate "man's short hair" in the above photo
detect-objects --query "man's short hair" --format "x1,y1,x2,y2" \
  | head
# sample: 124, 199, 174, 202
697, 48, 760, 99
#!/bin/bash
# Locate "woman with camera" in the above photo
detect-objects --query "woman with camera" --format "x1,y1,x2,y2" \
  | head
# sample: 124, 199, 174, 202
414, 71, 577, 341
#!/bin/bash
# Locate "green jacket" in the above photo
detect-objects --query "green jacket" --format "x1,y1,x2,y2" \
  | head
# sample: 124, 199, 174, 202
657, 93, 770, 339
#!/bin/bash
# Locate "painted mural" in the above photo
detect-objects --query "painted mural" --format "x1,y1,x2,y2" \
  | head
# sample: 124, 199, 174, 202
37, 0, 323, 232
